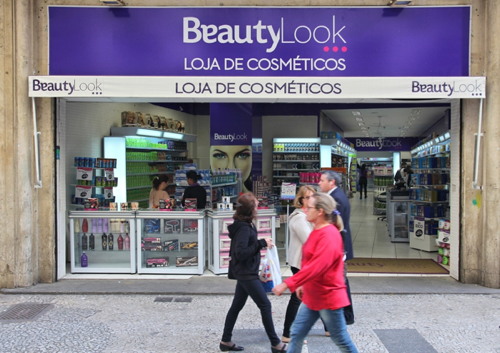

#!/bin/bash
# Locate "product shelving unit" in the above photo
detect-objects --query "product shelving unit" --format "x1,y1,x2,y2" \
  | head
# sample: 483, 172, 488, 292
386, 191, 411, 243
272, 138, 320, 191
136, 210, 205, 274
174, 169, 241, 209
409, 132, 450, 253
104, 129, 194, 208
372, 166, 393, 217
207, 209, 276, 275
72, 158, 118, 207
69, 211, 137, 273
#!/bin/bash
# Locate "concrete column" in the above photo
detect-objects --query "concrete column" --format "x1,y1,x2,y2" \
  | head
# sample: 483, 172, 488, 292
0, 0, 16, 288
461, 0, 500, 288
479, 0, 500, 288
0, 0, 55, 289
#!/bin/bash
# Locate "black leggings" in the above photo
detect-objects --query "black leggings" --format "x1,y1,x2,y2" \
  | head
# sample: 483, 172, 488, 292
222, 278, 281, 346
282, 266, 301, 338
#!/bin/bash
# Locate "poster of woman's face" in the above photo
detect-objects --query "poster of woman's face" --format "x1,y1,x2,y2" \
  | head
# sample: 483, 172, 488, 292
210, 145, 252, 192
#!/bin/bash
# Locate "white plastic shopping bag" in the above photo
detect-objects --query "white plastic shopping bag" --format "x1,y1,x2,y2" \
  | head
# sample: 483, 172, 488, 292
259, 246, 282, 292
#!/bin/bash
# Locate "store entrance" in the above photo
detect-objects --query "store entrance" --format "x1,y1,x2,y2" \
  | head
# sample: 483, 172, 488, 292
266, 101, 456, 275
56, 98, 459, 278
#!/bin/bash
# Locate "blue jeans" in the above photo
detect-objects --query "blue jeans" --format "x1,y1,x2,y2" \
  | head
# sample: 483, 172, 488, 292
222, 279, 281, 347
288, 303, 358, 353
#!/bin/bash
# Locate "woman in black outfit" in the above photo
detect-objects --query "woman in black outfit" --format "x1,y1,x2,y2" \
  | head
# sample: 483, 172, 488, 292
181, 170, 207, 209
220, 193, 287, 353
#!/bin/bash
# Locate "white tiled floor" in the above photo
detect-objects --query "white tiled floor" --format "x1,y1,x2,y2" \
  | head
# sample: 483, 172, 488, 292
350, 192, 436, 260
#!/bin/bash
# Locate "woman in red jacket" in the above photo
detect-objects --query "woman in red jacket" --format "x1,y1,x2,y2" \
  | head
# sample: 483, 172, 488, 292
272, 192, 358, 353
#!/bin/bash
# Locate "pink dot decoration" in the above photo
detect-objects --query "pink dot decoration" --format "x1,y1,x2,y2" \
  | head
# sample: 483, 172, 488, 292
332, 46, 339, 52
342, 46, 348, 52
323, 46, 330, 52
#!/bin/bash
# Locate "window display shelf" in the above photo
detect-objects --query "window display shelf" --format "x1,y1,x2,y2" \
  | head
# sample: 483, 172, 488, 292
207, 209, 276, 275
136, 210, 205, 275
69, 211, 137, 274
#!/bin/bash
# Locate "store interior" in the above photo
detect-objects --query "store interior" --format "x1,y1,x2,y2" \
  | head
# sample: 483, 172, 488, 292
59, 99, 454, 276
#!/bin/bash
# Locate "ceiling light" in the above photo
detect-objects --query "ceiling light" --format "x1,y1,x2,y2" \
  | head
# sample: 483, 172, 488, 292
352, 111, 361, 116
388, 0, 412, 6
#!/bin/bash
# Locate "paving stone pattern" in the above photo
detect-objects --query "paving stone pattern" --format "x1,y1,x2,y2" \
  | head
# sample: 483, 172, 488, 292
0, 293, 498, 353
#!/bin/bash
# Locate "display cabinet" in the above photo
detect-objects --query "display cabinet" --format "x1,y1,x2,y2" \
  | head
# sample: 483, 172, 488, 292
104, 134, 189, 208
69, 211, 137, 273
174, 169, 240, 209
72, 157, 118, 208
272, 138, 320, 191
207, 209, 277, 275
372, 165, 393, 216
136, 210, 205, 274
386, 197, 411, 243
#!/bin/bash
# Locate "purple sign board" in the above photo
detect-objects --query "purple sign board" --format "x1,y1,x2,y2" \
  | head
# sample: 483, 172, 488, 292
346, 137, 419, 152
210, 104, 252, 146
48, 6, 470, 77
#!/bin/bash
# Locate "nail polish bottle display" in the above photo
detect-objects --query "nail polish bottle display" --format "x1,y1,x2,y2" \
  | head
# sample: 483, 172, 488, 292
103, 218, 109, 233
108, 233, 114, 250
89, 233, 95, 250
102, 233, 108, 250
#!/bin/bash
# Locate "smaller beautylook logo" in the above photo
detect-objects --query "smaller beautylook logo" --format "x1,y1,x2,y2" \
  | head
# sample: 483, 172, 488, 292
411, 79, 484, 97
31, 78, 104, 96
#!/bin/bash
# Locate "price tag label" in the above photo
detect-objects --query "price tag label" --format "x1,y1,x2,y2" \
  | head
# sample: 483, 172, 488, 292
280, 182, 296, 200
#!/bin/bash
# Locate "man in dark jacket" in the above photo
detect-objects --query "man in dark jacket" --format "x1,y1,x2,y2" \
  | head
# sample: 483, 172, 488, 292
318, 170, 355, 325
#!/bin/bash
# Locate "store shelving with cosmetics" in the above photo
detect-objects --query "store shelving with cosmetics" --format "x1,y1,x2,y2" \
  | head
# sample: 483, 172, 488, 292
72, 157, 118, 208
272, 138, 320, 190
408, 132, 450, 253
104, 130, 193, 208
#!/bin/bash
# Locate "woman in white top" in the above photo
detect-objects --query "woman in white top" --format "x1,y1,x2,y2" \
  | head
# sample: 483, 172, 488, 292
281, 185, 316, 342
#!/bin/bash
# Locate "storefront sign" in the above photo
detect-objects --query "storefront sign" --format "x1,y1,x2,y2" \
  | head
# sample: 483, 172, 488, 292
48, 6, 470, 77
29, 76, 486, 100
346, 137, 419, 152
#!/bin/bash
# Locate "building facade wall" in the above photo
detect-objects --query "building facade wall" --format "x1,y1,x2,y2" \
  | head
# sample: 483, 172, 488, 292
0, 0, 498, 288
